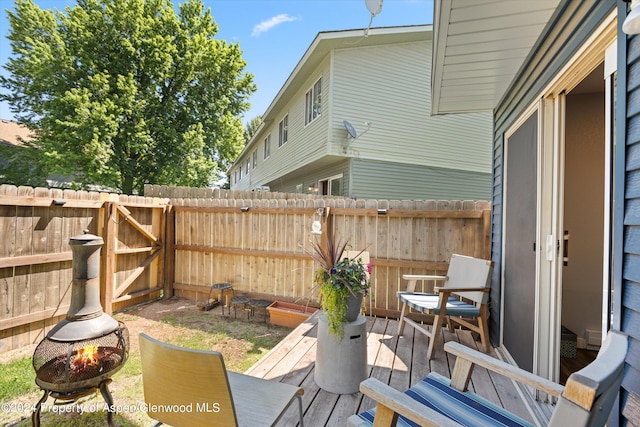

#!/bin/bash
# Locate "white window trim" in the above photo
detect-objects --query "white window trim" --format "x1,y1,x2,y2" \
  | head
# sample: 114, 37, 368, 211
318, 173, 342, 196
279, 115, 288, 147
263, 134, 271, 159
305, 78, 322, 126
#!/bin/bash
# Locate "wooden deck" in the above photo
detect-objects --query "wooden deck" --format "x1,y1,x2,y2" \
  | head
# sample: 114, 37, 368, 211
246, 313, 536, 426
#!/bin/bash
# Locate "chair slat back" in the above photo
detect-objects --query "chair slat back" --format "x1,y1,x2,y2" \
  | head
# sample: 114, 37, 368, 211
139, 333, 238, 427
445, 254, 493, 304
549, 330, 627, 426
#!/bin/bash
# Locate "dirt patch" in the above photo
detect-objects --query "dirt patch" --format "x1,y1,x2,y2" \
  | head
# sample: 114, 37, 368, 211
115, 297, 203, 354
116, 296, 291, 372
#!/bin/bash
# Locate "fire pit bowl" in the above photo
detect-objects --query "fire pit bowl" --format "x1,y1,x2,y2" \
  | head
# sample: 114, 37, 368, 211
33, 322, 129, 395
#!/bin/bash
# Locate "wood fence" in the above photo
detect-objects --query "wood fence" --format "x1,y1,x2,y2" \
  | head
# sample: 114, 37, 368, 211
0, 185, 168, 354
0, 183, 490, 354
169, 197, 491, 318
144, 184, 346, 200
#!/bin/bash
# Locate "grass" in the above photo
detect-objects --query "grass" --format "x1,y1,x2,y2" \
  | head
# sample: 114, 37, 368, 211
0, 357, 38, 402
0, 299, 291, 427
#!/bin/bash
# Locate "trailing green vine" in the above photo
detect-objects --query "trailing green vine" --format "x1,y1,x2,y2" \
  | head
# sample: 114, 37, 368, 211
319, 279, 351, 338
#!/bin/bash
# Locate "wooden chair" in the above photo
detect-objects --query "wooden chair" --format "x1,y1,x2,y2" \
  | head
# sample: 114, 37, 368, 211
348, 330, 628, 427
138, 333, 304, 427
397, 254, 493, 359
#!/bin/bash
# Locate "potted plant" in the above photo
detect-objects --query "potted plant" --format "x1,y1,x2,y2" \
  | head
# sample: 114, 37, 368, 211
308, 232, 372, 338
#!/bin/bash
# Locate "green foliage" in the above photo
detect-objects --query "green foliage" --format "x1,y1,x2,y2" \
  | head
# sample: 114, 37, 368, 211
0, 145, 48, 187
0, 357, 37, 402
1, 0, 255, 194
244, 115, 262, 142
319, 282, 351, 338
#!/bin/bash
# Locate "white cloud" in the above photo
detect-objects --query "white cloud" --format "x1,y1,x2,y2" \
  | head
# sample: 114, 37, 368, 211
252, 14, 298, 37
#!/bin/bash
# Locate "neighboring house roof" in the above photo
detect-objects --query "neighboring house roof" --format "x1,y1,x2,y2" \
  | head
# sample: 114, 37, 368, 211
0, 119, 33, 147
431, 0, 561, 115
233, 24, 431, 166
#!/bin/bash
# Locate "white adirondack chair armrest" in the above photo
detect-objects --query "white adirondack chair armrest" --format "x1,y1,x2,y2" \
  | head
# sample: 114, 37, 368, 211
402, 274, 447, 281
434, 286, 490, 294
401, 275, 447, 293
358, 378, 463, 427
444, 342, 565, 397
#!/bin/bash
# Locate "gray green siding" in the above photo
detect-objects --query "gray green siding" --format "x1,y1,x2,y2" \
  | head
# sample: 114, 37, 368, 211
232, 57, 332, 190
266, 159, 349, 196
329, 39, 492, 174
349, 158, 491, 201
230, 27, 493, 202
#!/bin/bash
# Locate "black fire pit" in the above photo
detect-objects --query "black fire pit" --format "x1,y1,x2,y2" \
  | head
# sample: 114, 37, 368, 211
31, 232, 129, 427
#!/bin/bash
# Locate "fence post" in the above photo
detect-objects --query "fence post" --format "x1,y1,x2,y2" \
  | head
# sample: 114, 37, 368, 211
164, 204, 175, 298
102, 202, 116, 315
482, 209, 491, 259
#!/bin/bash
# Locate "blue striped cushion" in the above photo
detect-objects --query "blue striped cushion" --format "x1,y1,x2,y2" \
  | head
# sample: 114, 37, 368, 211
398, 292, 480, 317
353, 373, 533, 427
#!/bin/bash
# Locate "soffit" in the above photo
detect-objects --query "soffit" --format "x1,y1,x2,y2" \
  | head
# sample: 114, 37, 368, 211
432, 0, 561, 115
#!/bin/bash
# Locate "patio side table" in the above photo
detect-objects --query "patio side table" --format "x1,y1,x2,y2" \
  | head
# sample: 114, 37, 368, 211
210, 283, 234, 314
249, 299, 271, 322
229, 295, 251, 319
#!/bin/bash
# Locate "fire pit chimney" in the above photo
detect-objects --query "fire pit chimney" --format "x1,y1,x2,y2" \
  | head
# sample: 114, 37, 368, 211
47, 231, 118, 341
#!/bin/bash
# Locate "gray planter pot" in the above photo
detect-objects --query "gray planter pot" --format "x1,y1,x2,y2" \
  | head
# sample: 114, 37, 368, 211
346, 292, 364, 322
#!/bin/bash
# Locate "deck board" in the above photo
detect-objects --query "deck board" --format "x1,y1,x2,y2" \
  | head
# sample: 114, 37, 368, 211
247, 314, 537, 426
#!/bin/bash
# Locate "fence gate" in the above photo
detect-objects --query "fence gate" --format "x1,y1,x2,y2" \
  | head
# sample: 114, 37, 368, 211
102, 201, 166, 314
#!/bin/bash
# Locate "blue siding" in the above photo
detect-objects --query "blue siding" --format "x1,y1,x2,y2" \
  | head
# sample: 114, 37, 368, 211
625, 14, 640, 424
489, 133, 502, 346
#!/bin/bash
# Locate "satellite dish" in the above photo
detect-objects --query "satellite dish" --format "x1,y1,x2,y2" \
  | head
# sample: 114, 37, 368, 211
343, 120, 357, 139
365, 0, 383, 17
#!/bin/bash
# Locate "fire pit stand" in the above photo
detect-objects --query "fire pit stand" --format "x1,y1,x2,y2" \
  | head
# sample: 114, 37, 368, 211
31, 232, 129, 427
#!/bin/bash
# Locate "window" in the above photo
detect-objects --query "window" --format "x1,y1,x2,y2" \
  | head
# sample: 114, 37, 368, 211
305, 78, 322, 125
263, 134, 271, 159
320, 174, 342, 196
278, 115, 288, 147
252, 150, 257, 168
245, 158, 250, 174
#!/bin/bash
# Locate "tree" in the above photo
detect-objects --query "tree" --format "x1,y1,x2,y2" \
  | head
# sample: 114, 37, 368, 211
0, 0, 255, 194
244, 115, 262, 142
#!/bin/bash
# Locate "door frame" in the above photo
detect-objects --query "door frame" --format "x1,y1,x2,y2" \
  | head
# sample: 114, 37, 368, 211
500, 102, 543, 371
499, 11, 616, 386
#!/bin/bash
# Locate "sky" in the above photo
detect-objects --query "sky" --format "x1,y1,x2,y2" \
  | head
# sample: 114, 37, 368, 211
0, 0, 434, 125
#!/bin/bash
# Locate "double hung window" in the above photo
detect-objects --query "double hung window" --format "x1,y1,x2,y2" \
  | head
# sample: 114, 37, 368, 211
305, 78, 322, 125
